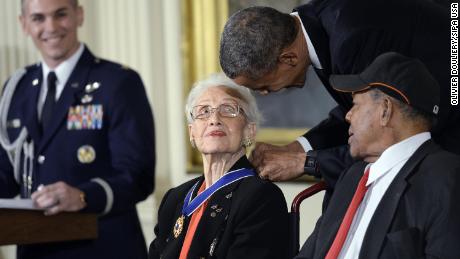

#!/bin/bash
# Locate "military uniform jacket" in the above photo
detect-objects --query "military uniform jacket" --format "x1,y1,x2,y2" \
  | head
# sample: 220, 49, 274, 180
0, 46, 155, 259
149, 156, 289, 259
296, 140, 460, 259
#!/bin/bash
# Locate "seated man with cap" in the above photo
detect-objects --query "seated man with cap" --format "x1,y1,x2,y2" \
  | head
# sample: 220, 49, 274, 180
295, 52, 460, 259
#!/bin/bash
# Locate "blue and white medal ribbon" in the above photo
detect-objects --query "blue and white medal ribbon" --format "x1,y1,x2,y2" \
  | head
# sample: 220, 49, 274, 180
172, 168, 255, 238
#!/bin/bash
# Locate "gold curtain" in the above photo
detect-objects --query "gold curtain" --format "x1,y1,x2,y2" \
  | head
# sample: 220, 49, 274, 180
181, 0, 229, 171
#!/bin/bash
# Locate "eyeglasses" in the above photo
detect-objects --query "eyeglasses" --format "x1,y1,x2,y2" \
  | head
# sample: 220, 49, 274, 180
191, 103, 243, 120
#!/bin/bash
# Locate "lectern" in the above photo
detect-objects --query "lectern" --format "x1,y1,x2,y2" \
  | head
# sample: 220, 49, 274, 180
0, 209, 97, 245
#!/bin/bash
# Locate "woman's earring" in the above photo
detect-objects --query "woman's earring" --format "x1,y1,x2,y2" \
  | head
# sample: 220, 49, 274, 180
190, 139, 196, 148
242, 138, 252, 148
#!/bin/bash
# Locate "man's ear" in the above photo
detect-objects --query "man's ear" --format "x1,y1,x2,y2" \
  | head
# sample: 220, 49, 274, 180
279, 52, 298, 66
380, 98, 393, 126
76, 6, 84, 27
19, 15, 28, 35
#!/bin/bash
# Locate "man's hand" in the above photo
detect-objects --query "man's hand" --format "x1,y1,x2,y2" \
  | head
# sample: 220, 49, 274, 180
250, 141, 306, 181
31, 181, 87, 216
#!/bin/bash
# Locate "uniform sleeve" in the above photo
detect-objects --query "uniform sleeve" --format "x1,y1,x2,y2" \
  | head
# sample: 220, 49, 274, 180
0, 148, 19, 197
226, 182, 289, 259
0, 80, 20, 198
79, 70, 155, 214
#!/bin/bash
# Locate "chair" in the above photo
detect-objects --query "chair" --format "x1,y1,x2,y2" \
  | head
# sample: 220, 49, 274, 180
289, 181, 327, 257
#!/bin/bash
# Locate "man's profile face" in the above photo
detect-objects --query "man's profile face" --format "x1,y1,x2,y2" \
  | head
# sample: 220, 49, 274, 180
233, 64, 306, 95
345, 91, 383, 161
20, 0, 83, 68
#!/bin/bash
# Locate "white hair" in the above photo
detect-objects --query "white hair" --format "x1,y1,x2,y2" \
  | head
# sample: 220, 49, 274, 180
185, 73, 262, 127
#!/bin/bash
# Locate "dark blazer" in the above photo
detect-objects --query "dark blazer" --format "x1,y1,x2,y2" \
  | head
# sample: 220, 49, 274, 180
0, 46, 155, 259
296, 140, 460, 259
149, 156, 289, 259
294, 0, 458, 183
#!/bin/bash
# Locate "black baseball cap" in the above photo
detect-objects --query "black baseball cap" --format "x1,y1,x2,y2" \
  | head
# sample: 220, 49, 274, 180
329, 52, 440, 116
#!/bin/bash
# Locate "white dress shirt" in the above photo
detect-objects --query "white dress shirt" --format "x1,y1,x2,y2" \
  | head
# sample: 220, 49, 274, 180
291, 12, 322, 152
38, 43, 84, 119
291, 12, 323, 70
338, 132, 432, 259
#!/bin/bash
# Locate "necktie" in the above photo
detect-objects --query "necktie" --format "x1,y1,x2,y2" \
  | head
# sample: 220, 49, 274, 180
325, 167, 370, 259
41, 72, 57, 131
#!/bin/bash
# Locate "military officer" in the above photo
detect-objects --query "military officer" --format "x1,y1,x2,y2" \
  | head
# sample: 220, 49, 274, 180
0, 0, 155, 258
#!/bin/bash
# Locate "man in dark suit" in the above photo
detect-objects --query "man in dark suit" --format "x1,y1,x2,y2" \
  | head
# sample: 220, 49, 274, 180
219, 0, 456, 188
296, 52, 460, 258
0, 0, 155, 258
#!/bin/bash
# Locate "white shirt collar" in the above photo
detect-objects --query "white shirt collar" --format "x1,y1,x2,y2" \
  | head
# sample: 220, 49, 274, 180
367, 132, 431, 186
41, 43, 84, 94
290, 12, 323, 69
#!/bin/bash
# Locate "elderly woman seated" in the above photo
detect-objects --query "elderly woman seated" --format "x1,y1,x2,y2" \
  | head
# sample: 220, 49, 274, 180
149, 73, 289, 259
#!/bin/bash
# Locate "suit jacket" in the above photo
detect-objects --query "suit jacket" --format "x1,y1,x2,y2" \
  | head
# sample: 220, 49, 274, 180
0, 46, 155, 259
294, 0, 458, 185
149, 156, 289, 259
296, 140, 460, 259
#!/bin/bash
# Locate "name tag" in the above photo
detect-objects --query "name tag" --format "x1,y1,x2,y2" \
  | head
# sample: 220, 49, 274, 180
67, 105, 103, 130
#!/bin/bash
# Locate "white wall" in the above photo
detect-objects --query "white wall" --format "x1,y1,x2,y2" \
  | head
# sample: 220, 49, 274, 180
0, 1, 323, 258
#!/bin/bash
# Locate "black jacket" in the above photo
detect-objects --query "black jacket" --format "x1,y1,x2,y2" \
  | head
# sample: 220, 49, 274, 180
296, 140, 460, 259
149, 156, 289, 259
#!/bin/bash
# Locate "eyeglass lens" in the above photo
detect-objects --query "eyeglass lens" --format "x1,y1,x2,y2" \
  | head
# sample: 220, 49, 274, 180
192, 103, 240, 119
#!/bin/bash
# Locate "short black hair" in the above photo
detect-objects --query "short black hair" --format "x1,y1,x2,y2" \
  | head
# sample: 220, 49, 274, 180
21, 0, 79, 14
219, 6, 297, 80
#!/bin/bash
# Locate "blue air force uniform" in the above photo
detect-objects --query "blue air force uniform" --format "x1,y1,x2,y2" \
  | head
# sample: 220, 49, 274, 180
0, 46, 155, 259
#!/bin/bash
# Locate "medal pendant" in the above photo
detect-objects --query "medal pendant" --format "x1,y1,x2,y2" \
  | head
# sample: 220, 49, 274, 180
173, 215, 185, 238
